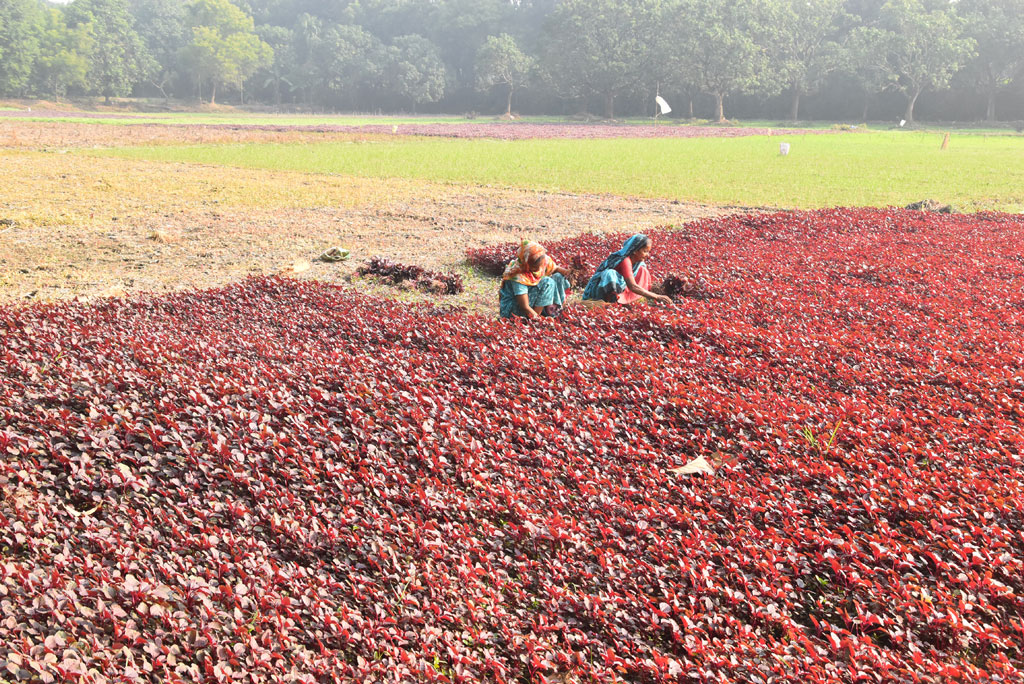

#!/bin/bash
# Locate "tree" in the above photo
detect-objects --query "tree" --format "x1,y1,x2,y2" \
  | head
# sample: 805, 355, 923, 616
875, 0, 975, 124
958, 0, 1024, 121
543, 0, 661, 119
842, 25, 895, 121
318, 24, 388, 107
181, 0, 273, 104
768, 0, 847, 121
255, 24, 294, 106
387, 35, 447, 110
34, 8, 95, 102
475, 34, 534, 117
65, 0, 152, 103
0, 0, 43, 96
664, 0, 769, 122
129, 0, 187, 100
288, 12, 325, 107
425, 0, 512, 92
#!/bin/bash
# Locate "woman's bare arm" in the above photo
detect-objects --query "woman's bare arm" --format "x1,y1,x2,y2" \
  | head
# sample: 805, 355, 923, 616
516, 292, 540, 318
621, 258, 672, 305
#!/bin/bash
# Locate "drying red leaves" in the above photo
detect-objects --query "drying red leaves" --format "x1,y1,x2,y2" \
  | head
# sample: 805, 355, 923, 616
359, 257, 464, 295
0, 111, 832, 140
339, 123, 831, 140
2, 207, 1023, 683
466, 246, 512, 277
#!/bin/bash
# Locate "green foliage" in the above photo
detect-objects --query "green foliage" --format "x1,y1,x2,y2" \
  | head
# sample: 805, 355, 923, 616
130, 0, 187, 98
0, 0, 43, 95
65, 0, 152, 101
842, 25, 896, 120
387, 35, 447, 108
422, 0, 512, 93
662, 0, 769, 122
319, 23, 387, 103
255, 24, 295, 105
956, 0, 1024, 121
766, 0, 848, 120
288, 13, 326, 105
475, 34, 534, 115
800, 421, 842, 453
542, 0, 662, 118
0, 0, 1019, 121
181, 0, 273, 103
875, 0, 977, 123
34, 9, 95, 101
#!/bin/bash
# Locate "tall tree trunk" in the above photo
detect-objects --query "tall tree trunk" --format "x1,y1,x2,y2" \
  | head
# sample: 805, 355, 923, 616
506, 85, 513, 117
210, 81, 217, 105
789, 89, 801, 122
903, 86, 921, 124
983, 64, 997, 123
861, 92, 870, 122
713, 92, 724, 123
604, 92, 615, 119
688, 97, 693, 119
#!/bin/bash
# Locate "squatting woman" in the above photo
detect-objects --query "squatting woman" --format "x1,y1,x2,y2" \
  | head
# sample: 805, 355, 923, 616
499, 240, 571, 318
582, 233, 673, 307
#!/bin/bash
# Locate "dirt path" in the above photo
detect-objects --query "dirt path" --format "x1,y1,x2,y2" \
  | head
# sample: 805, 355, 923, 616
1, 124, 745, 313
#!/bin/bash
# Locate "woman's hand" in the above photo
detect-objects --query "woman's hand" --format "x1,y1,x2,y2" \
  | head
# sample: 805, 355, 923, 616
654, 294, 675, 307
515, 292, 540, 318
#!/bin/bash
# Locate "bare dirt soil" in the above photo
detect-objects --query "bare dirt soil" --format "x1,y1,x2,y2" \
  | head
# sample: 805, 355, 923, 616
1, 122, 743, 313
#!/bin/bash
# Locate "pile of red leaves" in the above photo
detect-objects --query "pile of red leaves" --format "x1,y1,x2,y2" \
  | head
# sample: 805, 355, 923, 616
466, 246, 512, 277
344, 123, 831, 140
2, 208, 1023, 683
661, 276, 713, 301
359, 257, 463, 295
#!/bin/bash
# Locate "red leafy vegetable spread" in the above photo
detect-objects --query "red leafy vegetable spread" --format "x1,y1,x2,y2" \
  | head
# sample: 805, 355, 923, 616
359, 257, 464, 295
2, 208, 1023, 683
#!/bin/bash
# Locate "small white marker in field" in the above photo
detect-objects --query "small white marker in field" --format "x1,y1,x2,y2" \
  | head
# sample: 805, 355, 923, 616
899, 119, 906, 127
779, 142, 790, 156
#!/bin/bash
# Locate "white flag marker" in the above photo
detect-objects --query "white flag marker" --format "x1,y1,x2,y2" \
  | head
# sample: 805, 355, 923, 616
655, 95, 672, 115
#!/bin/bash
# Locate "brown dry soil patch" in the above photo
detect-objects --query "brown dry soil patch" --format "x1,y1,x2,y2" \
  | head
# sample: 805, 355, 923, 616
1, 122, 742, 314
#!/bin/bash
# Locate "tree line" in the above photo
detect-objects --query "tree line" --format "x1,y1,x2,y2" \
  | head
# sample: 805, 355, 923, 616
1, 0, 1022, 123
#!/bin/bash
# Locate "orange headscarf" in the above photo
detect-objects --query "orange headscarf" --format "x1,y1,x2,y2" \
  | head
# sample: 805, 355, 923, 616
501, 240, 557, 286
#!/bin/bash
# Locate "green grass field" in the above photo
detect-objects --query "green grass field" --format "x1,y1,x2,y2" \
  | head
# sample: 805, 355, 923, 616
91, 131, 1024, 212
